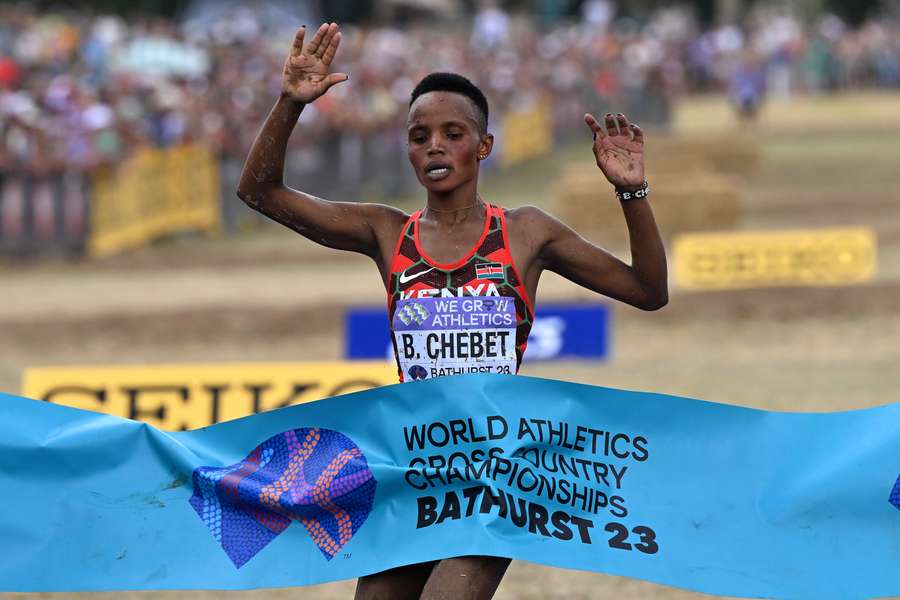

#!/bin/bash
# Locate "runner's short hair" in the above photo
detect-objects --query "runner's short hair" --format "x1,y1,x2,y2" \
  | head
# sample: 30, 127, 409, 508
410, 72, 489, 135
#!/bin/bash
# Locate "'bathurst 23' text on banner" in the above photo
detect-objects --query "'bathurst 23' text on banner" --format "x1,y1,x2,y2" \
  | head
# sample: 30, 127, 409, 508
2, 375, 900, 597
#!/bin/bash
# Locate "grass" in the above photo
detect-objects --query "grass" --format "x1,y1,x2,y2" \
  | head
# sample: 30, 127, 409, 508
675, 91, 900, 135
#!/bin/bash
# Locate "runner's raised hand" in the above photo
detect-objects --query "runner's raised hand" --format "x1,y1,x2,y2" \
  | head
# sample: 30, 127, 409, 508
584, 112, 645, 192
281, 23, 349, 104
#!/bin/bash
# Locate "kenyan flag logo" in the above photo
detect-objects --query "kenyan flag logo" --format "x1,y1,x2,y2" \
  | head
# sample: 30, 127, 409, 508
476, 262, 505, 280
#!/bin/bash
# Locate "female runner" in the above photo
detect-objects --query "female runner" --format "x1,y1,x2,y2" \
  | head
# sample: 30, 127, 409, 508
238, 22, 667, 600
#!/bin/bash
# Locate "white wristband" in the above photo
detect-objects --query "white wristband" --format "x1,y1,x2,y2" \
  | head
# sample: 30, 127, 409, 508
615, 180, 649, 201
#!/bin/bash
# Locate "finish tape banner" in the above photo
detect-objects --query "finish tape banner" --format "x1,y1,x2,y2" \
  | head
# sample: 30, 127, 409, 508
21, 361, 396, 430
2, 374, 900, 597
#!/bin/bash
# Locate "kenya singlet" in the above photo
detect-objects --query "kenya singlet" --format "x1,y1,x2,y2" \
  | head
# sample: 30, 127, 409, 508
387, 203, 534, 382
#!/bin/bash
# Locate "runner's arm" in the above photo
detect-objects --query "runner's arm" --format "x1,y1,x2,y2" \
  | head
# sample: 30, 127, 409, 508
535, 204, 668, 311
236, 23, 404, 258
533, 112, 667, 310
236, 96, 402, 257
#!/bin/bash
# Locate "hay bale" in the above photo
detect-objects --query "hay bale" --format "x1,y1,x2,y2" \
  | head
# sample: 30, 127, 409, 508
552, 165, 741, 243
648, 135, 761, 177
551, 133, 755, 243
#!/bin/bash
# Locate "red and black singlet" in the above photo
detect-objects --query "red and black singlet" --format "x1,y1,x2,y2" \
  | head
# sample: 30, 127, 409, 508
387, 203, 534, 382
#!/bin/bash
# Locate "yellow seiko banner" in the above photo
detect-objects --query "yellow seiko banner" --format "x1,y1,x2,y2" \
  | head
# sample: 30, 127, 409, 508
500, 96, 553, 167
21, 362, 396, 431
674, 227, 877, 290
89, 144, 221, 257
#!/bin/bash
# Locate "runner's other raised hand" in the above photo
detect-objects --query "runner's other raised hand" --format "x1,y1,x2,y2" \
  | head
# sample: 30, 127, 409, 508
584, 112, 645, 192
281, 23, 349, 104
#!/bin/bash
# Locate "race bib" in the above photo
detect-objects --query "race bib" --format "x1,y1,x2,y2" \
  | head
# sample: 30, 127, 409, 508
393, 296, 517, 381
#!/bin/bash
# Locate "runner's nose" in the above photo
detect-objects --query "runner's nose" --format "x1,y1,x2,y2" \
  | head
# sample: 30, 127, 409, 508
427, 134, 444, 154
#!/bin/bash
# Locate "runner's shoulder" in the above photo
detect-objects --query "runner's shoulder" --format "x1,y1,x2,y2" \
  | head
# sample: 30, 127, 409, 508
356, 201, 411, 242
503, 205, 567, 243
356, 201, 410, 227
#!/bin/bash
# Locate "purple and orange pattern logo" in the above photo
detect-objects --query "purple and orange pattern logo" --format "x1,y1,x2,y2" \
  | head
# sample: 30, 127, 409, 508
891, 475, 900, 512
189, 428, 376, 568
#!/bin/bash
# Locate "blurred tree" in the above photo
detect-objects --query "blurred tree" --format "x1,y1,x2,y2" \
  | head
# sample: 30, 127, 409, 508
27, 0, 893, 24
33, 0, 183, 16
319, 0, 375, 23
716, 0, 741, 23
826, 0, 882, 24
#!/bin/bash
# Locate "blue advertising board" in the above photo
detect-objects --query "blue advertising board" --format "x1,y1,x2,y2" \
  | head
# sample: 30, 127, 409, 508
345, 303, 609, 361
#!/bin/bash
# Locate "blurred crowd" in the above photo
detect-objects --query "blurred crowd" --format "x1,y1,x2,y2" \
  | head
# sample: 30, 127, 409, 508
1, 2, 898, 196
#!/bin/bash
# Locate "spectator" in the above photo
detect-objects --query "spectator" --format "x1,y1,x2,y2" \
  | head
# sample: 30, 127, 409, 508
0, 2, 896, 202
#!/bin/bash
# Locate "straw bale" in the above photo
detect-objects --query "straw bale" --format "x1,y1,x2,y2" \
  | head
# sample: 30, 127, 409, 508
551, 133, 756, 242
647, 135, 761, 177
552, 165, 741, 243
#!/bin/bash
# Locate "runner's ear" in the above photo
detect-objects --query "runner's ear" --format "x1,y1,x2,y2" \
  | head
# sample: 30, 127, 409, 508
478, 133, 494, 161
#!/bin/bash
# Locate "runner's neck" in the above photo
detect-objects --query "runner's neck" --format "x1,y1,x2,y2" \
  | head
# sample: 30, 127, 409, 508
423, 183, 483, 225
423, 194, 485, 227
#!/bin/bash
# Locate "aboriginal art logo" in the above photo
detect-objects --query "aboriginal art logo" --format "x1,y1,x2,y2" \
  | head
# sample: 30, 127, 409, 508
890, 474, 900, 512
397, 302, 429, 326
189, 428, 376, 568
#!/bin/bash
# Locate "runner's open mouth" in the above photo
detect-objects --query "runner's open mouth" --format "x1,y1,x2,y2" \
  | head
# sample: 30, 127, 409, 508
425, 164, 452, 175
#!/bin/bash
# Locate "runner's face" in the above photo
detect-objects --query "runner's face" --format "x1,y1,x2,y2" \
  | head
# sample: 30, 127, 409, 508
407, 92, 491, 193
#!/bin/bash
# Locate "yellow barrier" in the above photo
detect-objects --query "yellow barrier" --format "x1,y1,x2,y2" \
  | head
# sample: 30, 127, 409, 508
674, 227, 877, 290
22, 362, 397, 430
500, 97, 553, 167
89, 144, 220, 257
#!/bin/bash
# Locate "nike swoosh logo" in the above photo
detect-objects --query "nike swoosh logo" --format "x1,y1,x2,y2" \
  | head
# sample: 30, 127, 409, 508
398, 266, 435, 284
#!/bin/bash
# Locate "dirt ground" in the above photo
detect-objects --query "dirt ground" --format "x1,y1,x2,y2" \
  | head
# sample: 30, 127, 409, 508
2, 93, 900, 599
